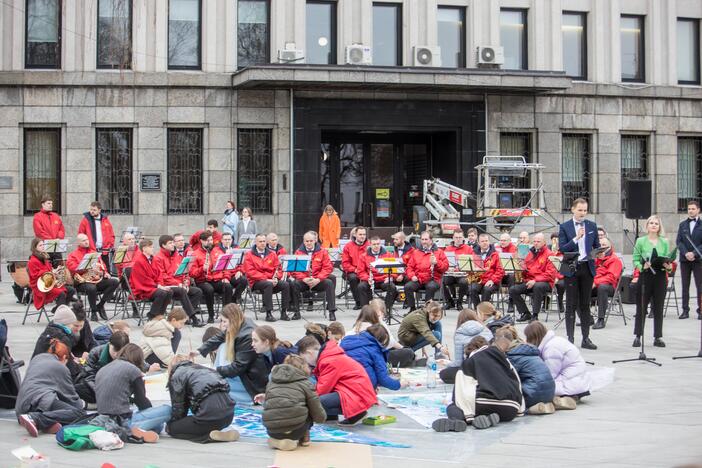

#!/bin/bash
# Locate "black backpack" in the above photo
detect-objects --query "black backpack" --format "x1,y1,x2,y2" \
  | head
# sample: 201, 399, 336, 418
0, 319, 24, 409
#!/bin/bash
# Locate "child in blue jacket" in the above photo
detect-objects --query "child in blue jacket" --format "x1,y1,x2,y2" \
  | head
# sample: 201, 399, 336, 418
340, 325, 407, 391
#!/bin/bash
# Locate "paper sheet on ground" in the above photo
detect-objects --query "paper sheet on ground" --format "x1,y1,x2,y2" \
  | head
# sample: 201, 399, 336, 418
144, 372, 170, 402
587, 366, 615, 392
274, 442, 373, 468
397, 367, 451, 390
379, 392, 451, 429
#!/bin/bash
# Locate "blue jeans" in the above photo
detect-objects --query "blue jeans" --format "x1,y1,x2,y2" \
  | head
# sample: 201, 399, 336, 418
226, 376, 253, 406
319, 392, 342, 419
411, 321, 443, 351
129, 404, 172, 434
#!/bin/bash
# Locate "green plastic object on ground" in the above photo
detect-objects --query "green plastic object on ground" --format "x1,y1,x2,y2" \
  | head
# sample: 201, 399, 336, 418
362, 415, 397, 426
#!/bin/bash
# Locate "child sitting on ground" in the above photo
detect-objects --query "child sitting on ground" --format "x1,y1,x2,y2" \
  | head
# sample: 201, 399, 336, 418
141, 307, 188, 368
439, 308, 493, 384
93, 320, 131, 346
261, 355, 327, 451
477, 301, 514, 334
252, 325, 298, 365
524, 321, 591, 410
326, 322, 346, 342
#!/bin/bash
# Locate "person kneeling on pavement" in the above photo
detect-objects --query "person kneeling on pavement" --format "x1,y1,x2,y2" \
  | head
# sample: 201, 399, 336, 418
398, 300, 449, 359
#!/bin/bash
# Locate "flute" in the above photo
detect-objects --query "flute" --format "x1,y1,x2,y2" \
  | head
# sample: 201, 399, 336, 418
430, 253, 435, 280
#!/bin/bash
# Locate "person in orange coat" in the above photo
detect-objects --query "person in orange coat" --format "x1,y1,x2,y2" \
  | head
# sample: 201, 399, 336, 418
27, 238, 73, 312
319, 205, 341, 248
405, 231, 449, 311
591, 238, 623, 329
508, 233, 558, 323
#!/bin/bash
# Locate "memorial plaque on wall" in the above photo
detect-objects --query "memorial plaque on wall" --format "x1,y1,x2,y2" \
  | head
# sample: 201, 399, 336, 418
140, 173, 161, 191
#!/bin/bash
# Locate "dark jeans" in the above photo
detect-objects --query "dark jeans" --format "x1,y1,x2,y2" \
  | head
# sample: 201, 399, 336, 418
509, 282, 551, 318
593, 284, 615, 319
268, 419, 312, 441
358, 281, 396, 311
252, 280, 290, 312
443, 276, 469, 305
404, 280, 440, 310
319, 392, 342, 419
147, 288, 173, 319
680, 260, 702, 313
468, 282, 498, 309
145, 329, 181, 367
28, 397, 86, 430
387, 347, 416, 368
167, 412, 234, 443
555, 279, 566, 312
345, 272, 362, 306
170, 286, 203, 318
439, 366, 460, 384
229, 276, 248, 304
565, 262, 594, 340
294, 276, 336, 311
76, 277, 119, 312
634, 270, 667, 338
197, 281, 233, 319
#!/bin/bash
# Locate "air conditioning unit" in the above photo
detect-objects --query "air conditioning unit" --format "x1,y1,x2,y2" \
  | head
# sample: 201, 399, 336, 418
477, 46, 504, 66
413, 46, 441, 67
278, 48, 304, 64
345, 44, 372, 65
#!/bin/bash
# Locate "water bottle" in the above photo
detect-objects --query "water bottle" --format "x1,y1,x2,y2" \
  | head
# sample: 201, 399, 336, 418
426, 355, 437, 389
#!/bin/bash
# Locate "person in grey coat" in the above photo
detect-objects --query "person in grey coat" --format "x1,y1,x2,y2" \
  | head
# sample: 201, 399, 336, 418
439, 309, 493, 384
236, 207, 258, 241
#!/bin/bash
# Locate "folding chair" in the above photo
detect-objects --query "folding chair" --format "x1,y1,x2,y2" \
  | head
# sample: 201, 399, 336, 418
664, 271, 679, 317
605, 275, 628, 325
242, 284, 281, 320
22, 291, 52, 325
112, 268, 149, 326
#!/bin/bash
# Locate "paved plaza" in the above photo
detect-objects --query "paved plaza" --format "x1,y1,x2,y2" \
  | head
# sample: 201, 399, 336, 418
1, 271, 701, 468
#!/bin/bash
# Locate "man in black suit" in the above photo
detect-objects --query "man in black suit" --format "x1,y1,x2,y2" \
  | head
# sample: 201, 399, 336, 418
676, 200, 702, 320
558, 198, 599, 350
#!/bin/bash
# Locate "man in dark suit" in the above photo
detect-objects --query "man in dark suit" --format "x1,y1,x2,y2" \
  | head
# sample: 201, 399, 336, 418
558, 198, 599, 350
676, 200, 702, 320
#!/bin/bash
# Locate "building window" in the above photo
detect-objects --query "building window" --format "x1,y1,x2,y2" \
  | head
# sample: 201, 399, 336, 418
306, 1, 336, 65
621, 135, 649, 212
678, 137, 702, 212
621, 15, 645, 82
499, 132, 531, 207
24, 129, 61, 214
238, 0, 270, 68
500, 9, 527, 70
678, 18, 701, 85
168, 0, 201, 69
437, 6, 466, 68
96, 129, 132, 214
97, 0, 132, 69
237, 129, 272, 214
25, 0, 61, 69
373, 3, 402, 66
562, 134, 591, 210
562, 12, 587, 80
167, 129, 203, 214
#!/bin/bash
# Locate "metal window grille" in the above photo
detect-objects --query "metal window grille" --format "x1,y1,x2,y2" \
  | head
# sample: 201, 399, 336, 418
237, 129, 272, 214
499, 132, 531, 207
96, 128, 132, 214
621, 135, 649, 212
24, 128, 61, 214
678, 137, 702, 212
167, 128, 203, 214
562, 134, 591, 210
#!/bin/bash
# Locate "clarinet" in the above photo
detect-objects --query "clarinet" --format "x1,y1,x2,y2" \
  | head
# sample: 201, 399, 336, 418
430, 252, 435, 281
369, 258, 375, 294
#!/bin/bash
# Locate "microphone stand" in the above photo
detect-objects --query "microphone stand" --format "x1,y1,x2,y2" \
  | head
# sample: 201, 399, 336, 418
673, 234, 702, 360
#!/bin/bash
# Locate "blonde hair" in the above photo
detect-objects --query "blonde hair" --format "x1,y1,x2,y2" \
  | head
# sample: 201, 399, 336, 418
284, 354, 310, 376
109, 321, 131, 333
167, 354, 193, 380
424, 300, 444, 319
221, 304, 245, 362
477, 301, 502, 321
645, 215, 667, 238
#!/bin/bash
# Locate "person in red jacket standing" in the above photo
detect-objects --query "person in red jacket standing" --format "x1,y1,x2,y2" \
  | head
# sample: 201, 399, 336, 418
66, 234, 119, 322
189, 220, 223, 249
130, 239, 173, 319
591, 238, 623, 329
27, 238, 73, 312
215, 232, 248, 305
190, 232, 233, 323
508, 233, 558, 323
298, 335, 377, 425
468, 234, 505, 308
32, 196, 66, 267
341, 226, 369, 310
442, 230, 474, 310
291, 231, 336, 321
405, 231, 449, 311
153, 235, 204, 327
357, 236, 399, 313
243, 234, 292, 323
77, 201, 115, 268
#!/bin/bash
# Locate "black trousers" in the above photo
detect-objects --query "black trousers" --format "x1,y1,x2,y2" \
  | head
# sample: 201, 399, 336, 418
358, 281, 396, 311
169, 286, 203, 318
197, 281, 233, 318
145, 329, 181, 367
443, 276, 469, 305
388, 347, 416, 368
229, 276, 248, 304
147, 288, 173, 319
565, 262, 594, 340
593, 284, 614, 319
294, 277, 336, 311
252, 280, 290, 312
404, 280, 440, 310
634, 270, 667, 338
168, 413, 235, 443
555, 279, 565, 312
680, 260, 702, 313
28, 397, 86, 430
468, 282, 499, 309
76, 277, 119, 312
509, 282, 551, 318
345, 272, 362, 306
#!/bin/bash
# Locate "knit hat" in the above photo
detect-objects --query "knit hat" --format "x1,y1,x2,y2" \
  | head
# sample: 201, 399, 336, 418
53, 305, 77, 325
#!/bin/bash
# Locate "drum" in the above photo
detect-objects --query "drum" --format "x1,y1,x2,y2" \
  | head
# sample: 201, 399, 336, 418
7, 260, 29, 288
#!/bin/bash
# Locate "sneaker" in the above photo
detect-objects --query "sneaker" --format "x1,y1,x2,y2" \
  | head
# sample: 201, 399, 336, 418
44, 422, 62, 434
18, 414, 38, 437
268, 438, 298, 451
431, 418, 467, 433
472, 413, 500, 429
131, 427, 159, 443
528, 402, 556, 415
209, 429, 239, 442
338, 411, 367, 426
299, 430, 311, 447
553, 396, 577, 410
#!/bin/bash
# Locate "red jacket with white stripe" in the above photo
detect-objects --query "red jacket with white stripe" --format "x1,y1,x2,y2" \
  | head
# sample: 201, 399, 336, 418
291, 245, 333, 281
242, 247, 281, 287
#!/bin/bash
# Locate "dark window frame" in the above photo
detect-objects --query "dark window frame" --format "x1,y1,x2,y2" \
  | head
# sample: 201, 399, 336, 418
23, 128, 62, 215
620, 134, 649, 213
677, 17, 701, 85
167, 128, 204, 214
500, 7, 528, 70
24, 0, 62, 69
677, 136, 702, 213
562, 10, 587, 81
561, 134, 591, 211
237, 0, 271, 69
437, 5, 466, 68
167, 0, 202, 70
372, 2, 403, 67
306, 0, 338, 65
96, 0, 133, 69
95, 128, 133, 214
621, 14, 646, 83
237, 128, 273, 215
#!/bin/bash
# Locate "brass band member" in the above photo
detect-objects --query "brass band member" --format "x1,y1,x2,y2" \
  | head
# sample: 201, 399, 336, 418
468, 234, 505, 308
591, 238, 623, 330
341, 226, 369, 310
216, 232, 248, 304
27, 238, 73, 313
357, 236, 398, 314
66, 234, 119, 322
442, 230, 474, 310
266, 232, 287, 256
191, 232, 234, 323
130, 239, 174, 319
77, 201, 115, 268
242, 233, 292, 323
508, 233, 558, 323
173, 233, 190, 258
292, 231, 337, 321
405, 231, 449, 311
465, 227, 479, 251
116, 232, 138, 278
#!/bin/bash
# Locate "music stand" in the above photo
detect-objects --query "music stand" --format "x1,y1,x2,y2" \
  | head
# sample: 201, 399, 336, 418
445, 251, 458, 269
326, 248, 341, 263
457, 255, 485, 275
212, 254, 232, 272
281, 255, 311, 273
112, 246, 136, 265
238, 234, 255, 249
77, 253, 100, 271
42, 239, 68, 253
174, 256, 193, 276
371, 258, 405, 275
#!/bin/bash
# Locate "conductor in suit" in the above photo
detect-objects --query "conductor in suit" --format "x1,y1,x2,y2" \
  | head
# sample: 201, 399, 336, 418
558, 198, 599, 350
676, 199, 702, 320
